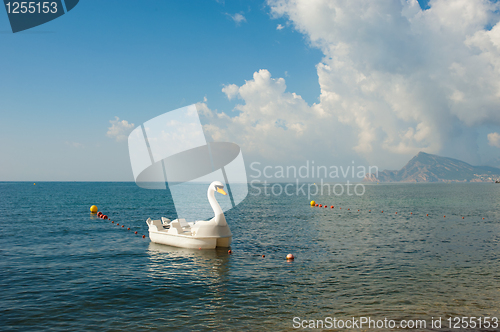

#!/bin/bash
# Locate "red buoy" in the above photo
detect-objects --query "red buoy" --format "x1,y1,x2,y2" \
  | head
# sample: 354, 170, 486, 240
324, 205, 327, 208
111, 221, 114, 223
315, 204, 318, 207
142, 235, 145, 238
482, 218, 485, 220
462, 217, 464, 219
319, 204, 322, 207
331, 206, 334, 209
103, 215, 108, 220
395, 212, 397, 214
381, 211, 383, 213
134, 231, 138, 234
262, 255, 265, 258
127, 228, 130, 230
228, 250, 232, 254
348, 208, 350, 211
426, 214, 429, 216
121, 225, 124, 228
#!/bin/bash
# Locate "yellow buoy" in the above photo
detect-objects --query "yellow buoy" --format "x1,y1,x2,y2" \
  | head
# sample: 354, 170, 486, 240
90, 205, 98, 213
310, 200, 316, 206
33, 183, 36, 185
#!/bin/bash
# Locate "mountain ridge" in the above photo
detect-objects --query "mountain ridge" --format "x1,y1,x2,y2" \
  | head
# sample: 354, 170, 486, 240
365, 152, 500, 182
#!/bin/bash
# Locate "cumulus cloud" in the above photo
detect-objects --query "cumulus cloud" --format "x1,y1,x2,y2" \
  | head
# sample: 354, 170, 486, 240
276, 24, 284, 30
107, 117, 135, 142
200, 70, 358, 165
488, 132, 500, 148
227, 13, 246, 25
261, 0, 500, 166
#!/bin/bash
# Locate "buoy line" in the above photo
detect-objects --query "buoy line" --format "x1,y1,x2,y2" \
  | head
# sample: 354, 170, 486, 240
309, 201, 489, 220
90, 205, 147, 239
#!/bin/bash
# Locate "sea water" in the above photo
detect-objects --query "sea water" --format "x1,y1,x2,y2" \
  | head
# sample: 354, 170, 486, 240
1, 182, 499, 331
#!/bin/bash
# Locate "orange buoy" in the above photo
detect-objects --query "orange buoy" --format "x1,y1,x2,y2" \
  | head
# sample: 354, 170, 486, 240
462, 217, 464, 219
358, 209, 359, 212
228, 250, 232, 254
381, 211, 383, 213
121, 225, 124, 228
443, 215, 446, 218
339, 207, 341, 210
134, 231, 138, 234
426, 214, 429, 216
410, 212, 412, 215
127, 228, 130, 230
348, 208, 350, 211
262, 255, 265, 258
116, 223, 119, 226
482, 218, 485, 220
315, 204, 318, 207
369, 210, 371, 212
324, 205, 327, 208
319, 204, 322, 207
331, 206, 334, 209
111, 221, 114, 223
142, 235, 146, 238
103, 215, 108, 220
286, 253, 294, 260
395, 212, 397, 214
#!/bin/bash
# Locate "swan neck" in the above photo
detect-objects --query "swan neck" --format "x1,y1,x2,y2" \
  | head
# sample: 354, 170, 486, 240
208, 187, 226, 226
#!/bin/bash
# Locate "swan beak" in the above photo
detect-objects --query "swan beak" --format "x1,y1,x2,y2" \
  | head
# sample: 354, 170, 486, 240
216, 187, 227, 195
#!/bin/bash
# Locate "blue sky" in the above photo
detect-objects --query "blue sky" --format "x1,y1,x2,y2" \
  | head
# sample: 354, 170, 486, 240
1, 0, 500, 181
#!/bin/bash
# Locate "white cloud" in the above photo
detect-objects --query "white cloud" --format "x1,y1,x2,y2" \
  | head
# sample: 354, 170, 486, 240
263, 0, 500, 165
107, 117, 135, 142
488, 132, 500, 148
227, 13, 246, 25
277, 24, 284, 30
201, 70, 357, 165
222, 84, 239, 100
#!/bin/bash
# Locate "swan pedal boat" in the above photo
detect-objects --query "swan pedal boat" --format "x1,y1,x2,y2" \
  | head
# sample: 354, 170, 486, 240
146, 181, 232, 249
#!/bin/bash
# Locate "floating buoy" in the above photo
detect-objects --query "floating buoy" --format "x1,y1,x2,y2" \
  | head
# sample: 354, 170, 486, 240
348, 208, 350, 211
331, 206, 334, 209
426, 214, 429, 216
324, 205, 327, 208
381, 211, 383, 213
310, 200, 316, 206
262, 255, 265, 258
482, 218, 485, 220
116, 223, 119, 226
286, 253, 294, 260
142, 235, 146, 238
462, 217, 464, 219
134, 231, 137, 234
97, 212, 102, 217
315, 204, 318, 207
395, 212, 397, 214
443, 215, 446, 218
339, 207, 341, 210
127, 228, 130, 230
369, 210, 371, 212
319, 204, 322, 207
358, 209, 359, 212
103, 215, 108, 220
121, 225, 124, 228
34, 183, 36, 185
228, 250, 232, 254
111, 221, 114, 223
90, 205, 98, 213
410, 212, 412, 215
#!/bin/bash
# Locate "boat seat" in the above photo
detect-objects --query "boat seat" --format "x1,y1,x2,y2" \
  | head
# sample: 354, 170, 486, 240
178, 218, 189, 228
151, 219, 167, 231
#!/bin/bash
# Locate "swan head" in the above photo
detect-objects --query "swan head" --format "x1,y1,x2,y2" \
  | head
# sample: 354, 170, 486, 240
210, 181, 227, 195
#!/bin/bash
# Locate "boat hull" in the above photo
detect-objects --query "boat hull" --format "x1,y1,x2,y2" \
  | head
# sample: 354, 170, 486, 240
149, 231, 232, 249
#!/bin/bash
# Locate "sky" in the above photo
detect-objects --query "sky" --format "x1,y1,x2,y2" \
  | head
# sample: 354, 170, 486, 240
1, 0, 500, 181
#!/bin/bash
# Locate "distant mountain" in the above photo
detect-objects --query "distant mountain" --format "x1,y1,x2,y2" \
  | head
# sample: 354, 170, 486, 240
365, 152, 500, 183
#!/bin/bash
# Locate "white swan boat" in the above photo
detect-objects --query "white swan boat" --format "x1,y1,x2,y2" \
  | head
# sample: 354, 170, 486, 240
146, 181, 232, 249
